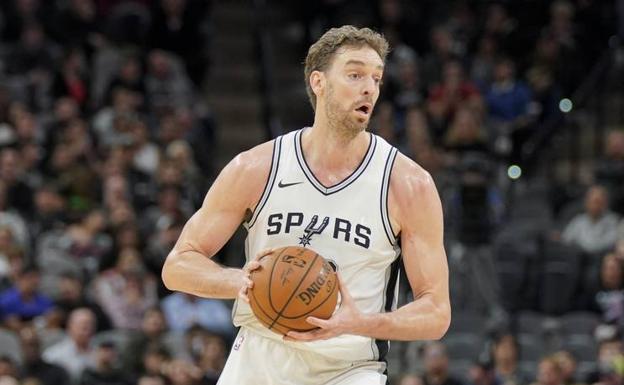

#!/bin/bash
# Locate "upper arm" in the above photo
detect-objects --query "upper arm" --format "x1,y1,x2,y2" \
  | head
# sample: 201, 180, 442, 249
388, 154, 450, 307
169, 141, 274, 259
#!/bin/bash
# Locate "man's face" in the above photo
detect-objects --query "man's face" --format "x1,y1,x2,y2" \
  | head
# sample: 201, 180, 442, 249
585, 187, 608, 218
316, 45, 384, 135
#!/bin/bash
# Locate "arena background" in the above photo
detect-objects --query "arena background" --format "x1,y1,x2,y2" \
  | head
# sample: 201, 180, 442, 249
0, 0, 623, 384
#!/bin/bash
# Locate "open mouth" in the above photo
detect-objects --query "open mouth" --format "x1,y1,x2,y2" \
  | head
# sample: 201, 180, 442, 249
355, 103, 372, 116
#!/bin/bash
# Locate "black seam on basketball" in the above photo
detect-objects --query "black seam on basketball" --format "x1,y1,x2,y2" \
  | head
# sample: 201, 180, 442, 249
278, 272, 338, 319
249, 290, 318, 333
268, 252, 320, 330
267, 247, 290, 314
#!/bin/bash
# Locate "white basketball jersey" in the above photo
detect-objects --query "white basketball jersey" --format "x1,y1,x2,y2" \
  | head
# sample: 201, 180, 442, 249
233, 128, 401, 363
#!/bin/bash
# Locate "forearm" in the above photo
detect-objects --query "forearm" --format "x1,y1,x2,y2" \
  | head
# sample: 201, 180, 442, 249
162, 250, 245, 299
354, 294, 450, 341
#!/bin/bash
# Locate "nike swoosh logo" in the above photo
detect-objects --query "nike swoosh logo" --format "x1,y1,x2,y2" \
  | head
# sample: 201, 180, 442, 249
278, 180, 303, 188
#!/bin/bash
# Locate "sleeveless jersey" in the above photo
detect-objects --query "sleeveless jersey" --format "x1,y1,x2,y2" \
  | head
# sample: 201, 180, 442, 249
232, 128, 402, 363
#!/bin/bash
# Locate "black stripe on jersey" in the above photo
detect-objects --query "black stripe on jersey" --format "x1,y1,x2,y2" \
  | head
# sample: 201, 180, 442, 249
246, 136, 282, 229
375, 253, 402, 363
380, 147, 399, 245
294, 129, 377, 196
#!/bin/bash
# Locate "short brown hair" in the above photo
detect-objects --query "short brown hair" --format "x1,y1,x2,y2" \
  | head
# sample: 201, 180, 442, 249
304, 25, 390, 110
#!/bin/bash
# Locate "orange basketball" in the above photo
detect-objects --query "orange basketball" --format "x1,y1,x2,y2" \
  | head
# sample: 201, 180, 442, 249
248, 246, 339, 336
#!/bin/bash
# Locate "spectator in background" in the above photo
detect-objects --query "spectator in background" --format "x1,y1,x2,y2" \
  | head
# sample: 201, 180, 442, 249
29, 184, 66, 240
0, 181, 29, 250
19, 327, 70, 385
144, 50, 194, 115
42, 307, 96, 382
526, 65, 561, 124
55, 273, 111, 332
0, 148, 33, 215
485, 57, 533, 126
427, 60, 482, 144
585, 337, 623, 385
583, 253, 624, 325
532, 357, 564, 385
50, 48, 90, 112
492, 334, 526, 385
484, 57, 533, 162
397, 374, 425, 385
469, 360, 500, 385
0, 356, 19, 381
382, 45, 424, 113
562, 185, 620, 255
442, 106, 490, 167
420, 342, 464, 385
79, 341, 132, 385
36, 209, 112, 278
594, 130, 624, 215
161, 292, 233, 338
93, 247, 158, 330
422, 25, 459, 90
137, 375, 167, 385
141, 343, 172, 378
186, 326, 227, 384
552, 351, 581, 385
123, 306, 170, 375
0, 264, 52, 330
471, 35, 498, 90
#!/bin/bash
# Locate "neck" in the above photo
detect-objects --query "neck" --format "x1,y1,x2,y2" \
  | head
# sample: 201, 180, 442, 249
303, 123, 369, 174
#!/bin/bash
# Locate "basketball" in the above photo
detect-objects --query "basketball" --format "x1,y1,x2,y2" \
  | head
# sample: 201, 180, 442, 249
248, 246, 339, 335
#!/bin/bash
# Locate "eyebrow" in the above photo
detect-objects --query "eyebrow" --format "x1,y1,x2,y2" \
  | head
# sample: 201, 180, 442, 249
344, 60, 384, 70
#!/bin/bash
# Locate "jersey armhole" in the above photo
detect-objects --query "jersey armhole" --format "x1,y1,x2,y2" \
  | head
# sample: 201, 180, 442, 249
244, 136, 282, 229
380, 147, 399, 245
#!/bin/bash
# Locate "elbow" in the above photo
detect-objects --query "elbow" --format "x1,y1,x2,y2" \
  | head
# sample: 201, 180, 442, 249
431, 306, 451, 340
161, 253, 178, 291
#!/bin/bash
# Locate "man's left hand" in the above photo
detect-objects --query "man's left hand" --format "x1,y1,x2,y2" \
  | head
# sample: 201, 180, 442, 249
284, 274, 364, 342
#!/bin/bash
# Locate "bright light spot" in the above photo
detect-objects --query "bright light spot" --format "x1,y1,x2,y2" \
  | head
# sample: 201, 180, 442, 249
508, 165, 522, 180
559, 98, 573, 113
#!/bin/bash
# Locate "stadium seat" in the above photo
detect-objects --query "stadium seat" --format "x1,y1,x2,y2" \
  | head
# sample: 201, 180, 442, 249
563, 334, 598, 362
517, 334, 546, 362
560, 312, 600, 336
443, 333, 485, 361
447, 312, 488, 335
538, 240, 583, 315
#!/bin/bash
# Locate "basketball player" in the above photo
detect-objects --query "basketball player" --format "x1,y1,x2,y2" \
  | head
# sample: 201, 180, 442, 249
162, 26, 451, 384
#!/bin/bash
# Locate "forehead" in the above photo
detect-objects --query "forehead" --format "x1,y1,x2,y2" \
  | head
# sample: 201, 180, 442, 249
330, 45, 384, 70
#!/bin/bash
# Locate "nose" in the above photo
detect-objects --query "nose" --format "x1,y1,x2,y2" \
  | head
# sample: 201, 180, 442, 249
362, 76, 376, 96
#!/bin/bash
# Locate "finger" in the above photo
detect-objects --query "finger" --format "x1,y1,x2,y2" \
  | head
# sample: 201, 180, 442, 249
244, 276, 254, 289
246, 260, 262, 272
306, 316, 330, 328
286, 329, 320, 341
238, 287, 250, 303
254, 248, 274, 261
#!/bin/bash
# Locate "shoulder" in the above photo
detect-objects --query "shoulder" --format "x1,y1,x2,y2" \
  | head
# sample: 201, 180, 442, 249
388, 152, 442, 230
224, 139, 275, 179
389, 152, 438, 204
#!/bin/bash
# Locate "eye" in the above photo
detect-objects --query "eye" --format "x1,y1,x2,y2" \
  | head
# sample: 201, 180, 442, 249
348, 73, 361, 80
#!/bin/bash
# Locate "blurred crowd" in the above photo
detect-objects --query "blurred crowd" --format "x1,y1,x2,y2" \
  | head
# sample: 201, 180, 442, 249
0, 0, 623, 385
0, 0, 231, 385
291, 0, 624, 384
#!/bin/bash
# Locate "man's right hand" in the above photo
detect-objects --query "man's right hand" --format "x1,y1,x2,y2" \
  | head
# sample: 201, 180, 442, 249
238, 248, 274, 303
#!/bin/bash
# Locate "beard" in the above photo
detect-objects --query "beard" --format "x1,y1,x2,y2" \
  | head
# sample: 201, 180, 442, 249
324, 84, 369, 140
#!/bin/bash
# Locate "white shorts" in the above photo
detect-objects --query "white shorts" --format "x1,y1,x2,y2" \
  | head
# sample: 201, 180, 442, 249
217, 327, 387, 385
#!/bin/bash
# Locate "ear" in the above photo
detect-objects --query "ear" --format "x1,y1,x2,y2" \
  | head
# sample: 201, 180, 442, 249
310, 70, 325, 98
